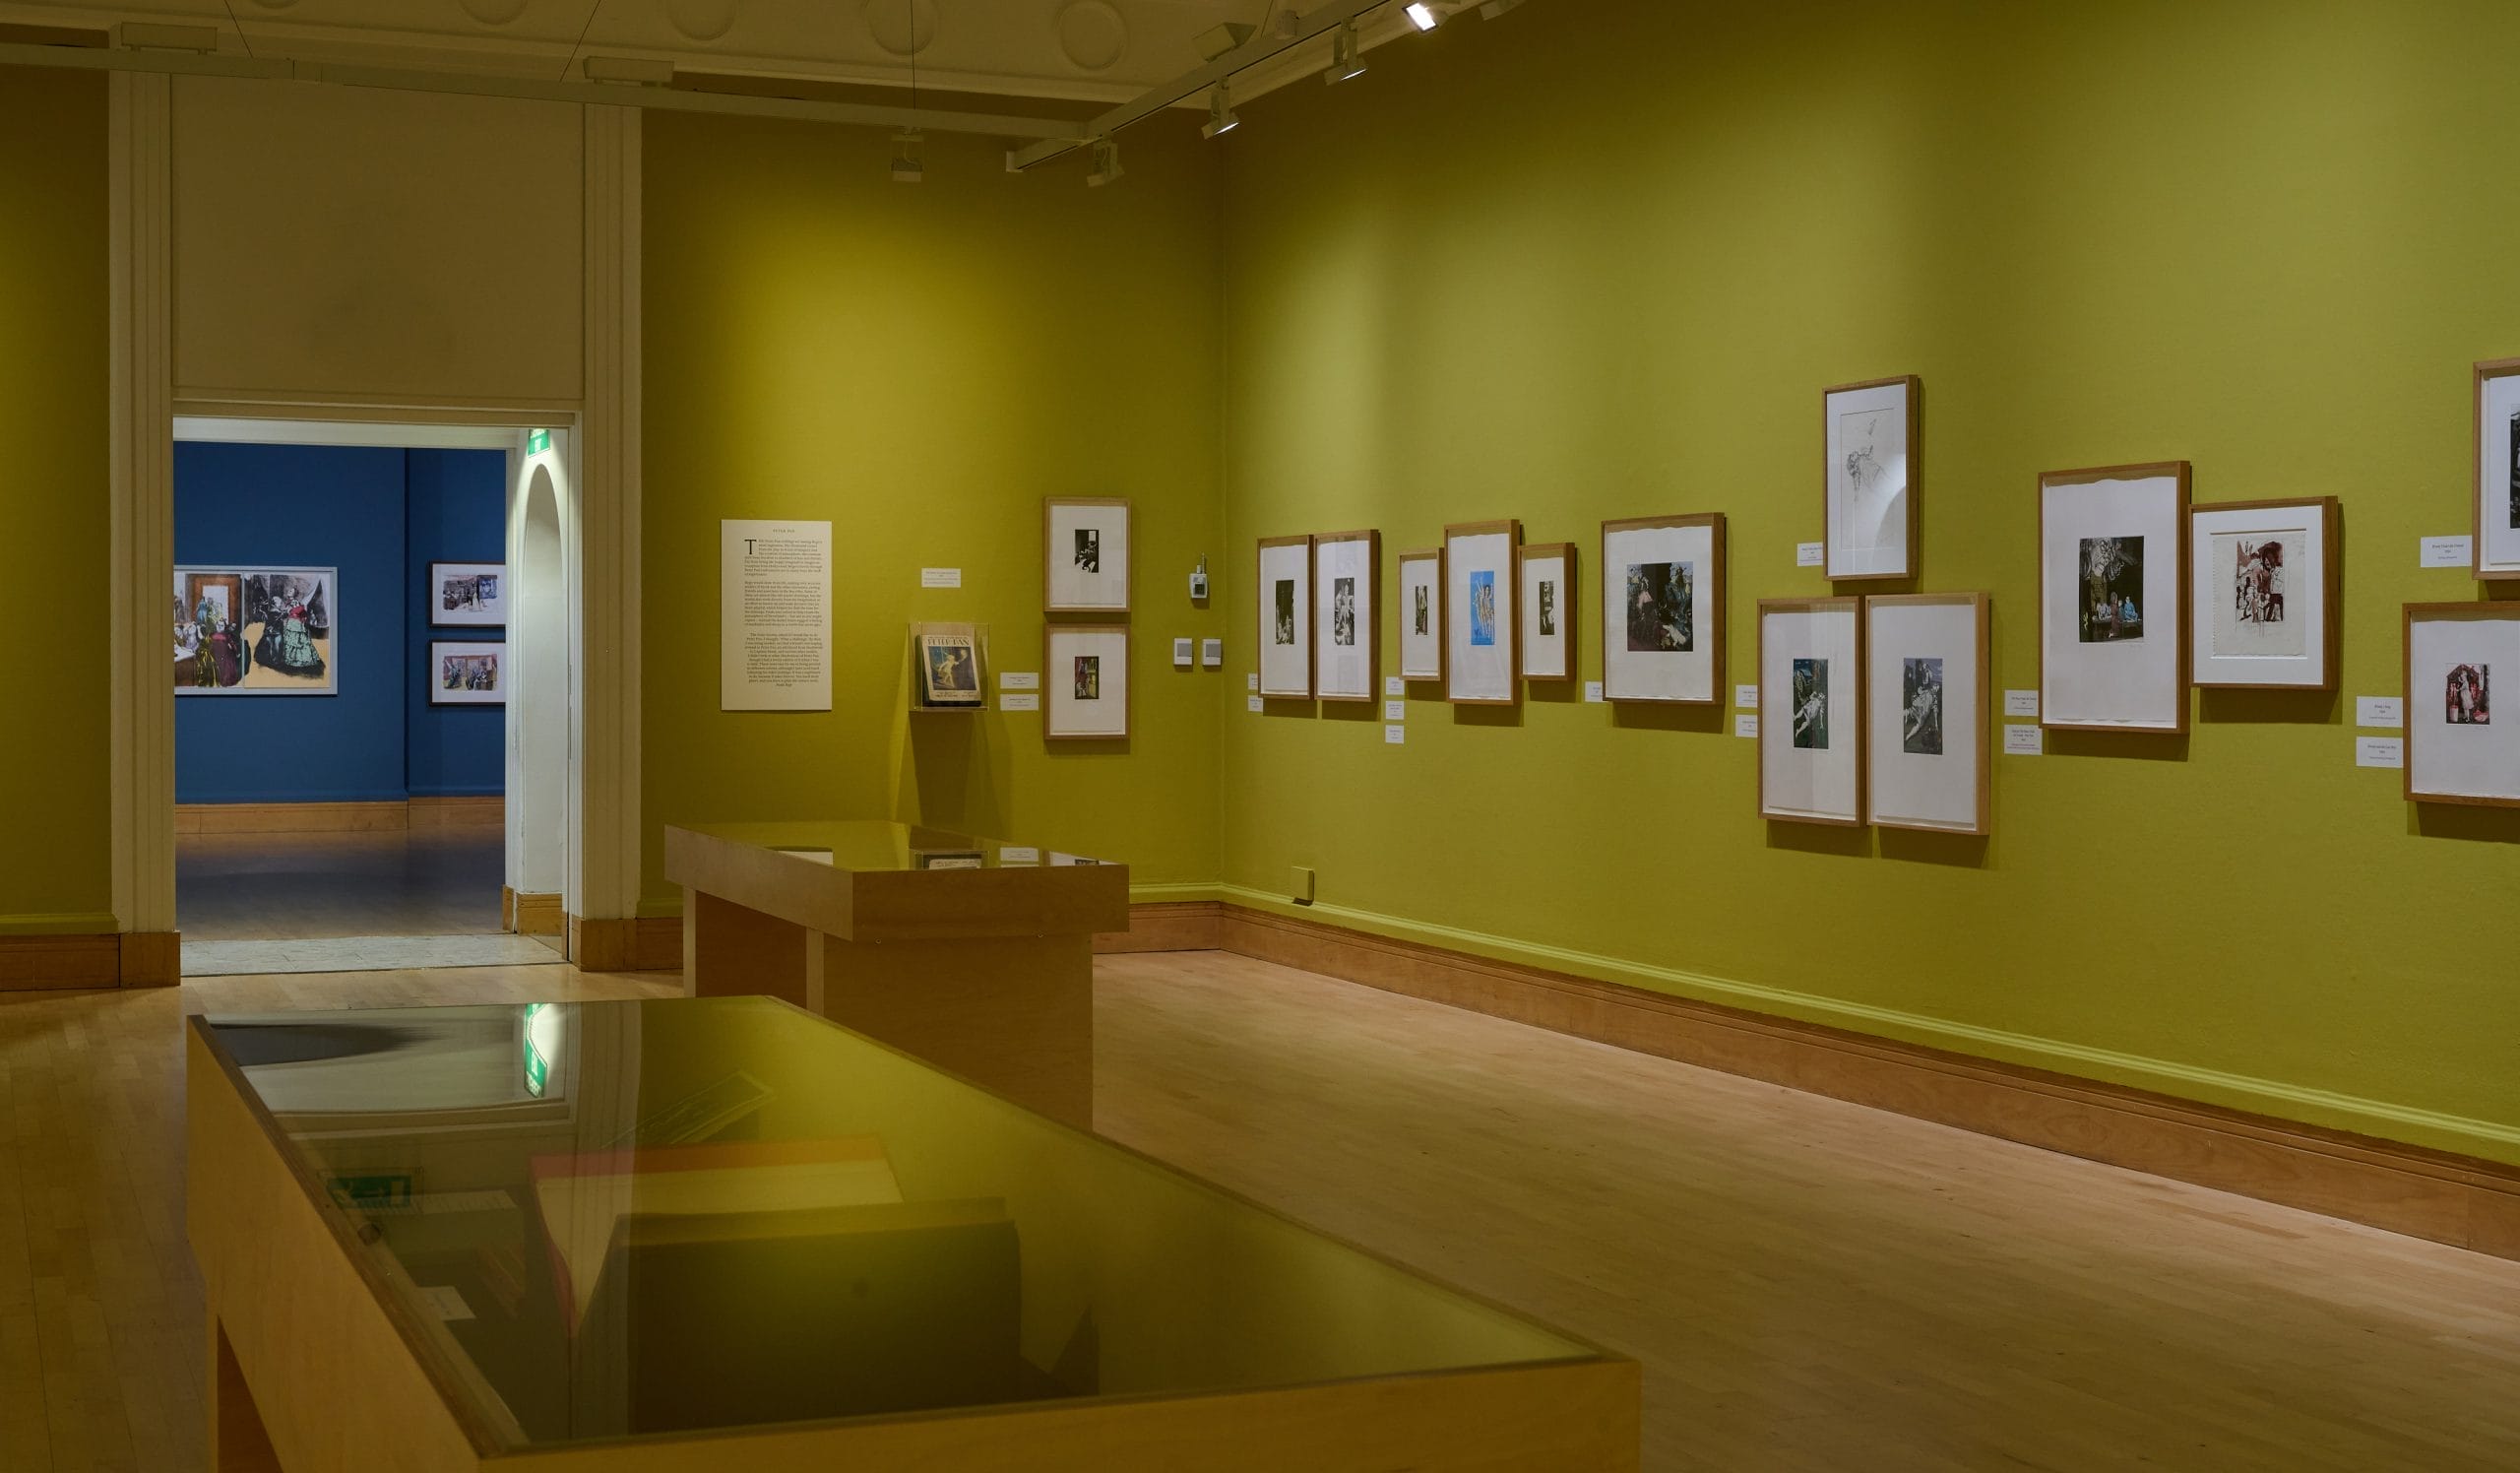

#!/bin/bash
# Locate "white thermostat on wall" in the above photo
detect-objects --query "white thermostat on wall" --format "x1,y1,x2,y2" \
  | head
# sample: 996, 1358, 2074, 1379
1190, 557, 1210, 602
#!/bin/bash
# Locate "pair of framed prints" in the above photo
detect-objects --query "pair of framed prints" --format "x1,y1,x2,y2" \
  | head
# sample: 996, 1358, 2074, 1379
1757, 594, 1988, 834
1258, 531, 1381, 701
1043, 497, 1131, 740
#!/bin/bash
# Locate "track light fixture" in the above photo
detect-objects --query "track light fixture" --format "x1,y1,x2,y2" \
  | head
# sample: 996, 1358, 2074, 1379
1324, 20, 1365, 84
1086, 138, 1124, 187
890, 128, 924, 183
1202, 84, 1240, 139
1405, 3, 1442, 32
1479, 0, 1524, 17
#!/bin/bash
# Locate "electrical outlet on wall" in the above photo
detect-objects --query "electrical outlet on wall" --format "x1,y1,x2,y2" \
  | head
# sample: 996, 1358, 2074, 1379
1289, 865, 1315, 904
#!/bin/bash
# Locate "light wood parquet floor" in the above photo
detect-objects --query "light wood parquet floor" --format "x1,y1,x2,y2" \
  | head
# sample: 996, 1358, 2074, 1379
4, 951, 2517, 1471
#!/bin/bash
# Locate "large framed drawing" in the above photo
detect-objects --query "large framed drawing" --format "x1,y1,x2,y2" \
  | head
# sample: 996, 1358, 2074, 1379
1256, 535, 1314, 698
1045, 625, 1130, 740
1865, 593, 1987, 835
1823, 376, 1919, 581
1443, 519, 1521, 706
2474, 358, 2520, 580
2188, 497, 2339, 690
1396, 547, 1443, 683
1518, 543, 1577, 682
2405, 603, 2520, 806
1758, 598, 1863, 826
1600, 514, 1724, 704
1044, 497, 1131, 613
1312, 530, 1378, 702
174, 566, 338, 696
2039, 463, 2190, 734
429, 640, 505, 706
428, 561, 507, 627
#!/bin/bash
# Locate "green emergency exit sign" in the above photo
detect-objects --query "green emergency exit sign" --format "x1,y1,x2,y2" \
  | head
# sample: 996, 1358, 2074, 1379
527, 427, 552, 456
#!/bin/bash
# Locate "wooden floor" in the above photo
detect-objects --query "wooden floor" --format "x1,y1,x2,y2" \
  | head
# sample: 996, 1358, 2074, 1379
174, 829, 505, 941
4, 951, 2517, 1471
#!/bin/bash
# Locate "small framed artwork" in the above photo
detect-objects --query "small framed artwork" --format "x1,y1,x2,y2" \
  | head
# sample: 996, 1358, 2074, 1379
430, 640, 505, 706
1396, 547, 1443, 683
1312, 529, 1378, 701
2405, 603, 2520, 806
1444, 519, 1521, 705
1257, 535, 1314, 698
1823, 375, 1920, 581
912, 622, 986, 709
1044, 497, 1131, 613
429, 562, 507, 627
1758, 598, 1863, 826
2474, 359, 2520, 580
1518, 543, 1577, 681
2039, 462, 2191, 733
1600, 514, 1724, 704
1865, 593, 1987, 835
2187, 497, 2339, 690
1045, 625, 1129, 740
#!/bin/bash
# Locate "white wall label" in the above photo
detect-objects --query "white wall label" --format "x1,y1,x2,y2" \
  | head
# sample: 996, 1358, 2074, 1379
1246, 672, 1259, 691
1247, 694, 1264, 713
997, 846, 1040, 865
1796, 542, 1825, 567
1733, 714, 1758, 738
1384, 724, 1406, 744
1583, 680, 1605, 702
1000, 671, 1039, 690
998, 693, 1039, 712
2357, 696, 2403, 729
2420, 535, 2474, 568
2356, 736, 2405, 769
2003, 689, 2040, 718
919, 567, 961, 589
1735, 684, 1760, 710
720, 519, 833, 712
1384, 674, 1405, 696
1171, 637, 1193, 667
1202, 638, 1224, 668
1384, 699, 1406, 721
2003, 724, 2044, 755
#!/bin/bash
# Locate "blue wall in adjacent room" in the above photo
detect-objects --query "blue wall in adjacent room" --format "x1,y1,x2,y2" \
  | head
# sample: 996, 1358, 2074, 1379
175, 442, 508, 804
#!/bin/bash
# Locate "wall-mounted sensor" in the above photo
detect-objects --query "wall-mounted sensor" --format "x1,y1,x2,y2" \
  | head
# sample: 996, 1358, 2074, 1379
1190, 556, 1210, 602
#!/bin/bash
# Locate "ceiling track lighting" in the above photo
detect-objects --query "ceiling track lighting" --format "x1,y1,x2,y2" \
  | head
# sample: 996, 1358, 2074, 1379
1405, 3, 1442, 32
1324, 20, 1364, 85
1202, 83, 1240, 139
1086, 137, 1124, 187
1478, 0, 1524, 17
889, 127, 923, 183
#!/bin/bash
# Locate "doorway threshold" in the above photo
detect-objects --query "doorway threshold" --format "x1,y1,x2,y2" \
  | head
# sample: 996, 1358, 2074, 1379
181, 934, 563, 979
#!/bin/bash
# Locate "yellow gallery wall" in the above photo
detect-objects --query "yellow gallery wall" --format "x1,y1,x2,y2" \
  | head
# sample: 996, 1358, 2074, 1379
0, 67, 110, 932
1218, 0, 2520, 1162
639, 112, 1226, 914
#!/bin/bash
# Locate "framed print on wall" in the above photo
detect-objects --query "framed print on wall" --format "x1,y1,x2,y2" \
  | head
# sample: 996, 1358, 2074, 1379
1865, 593, 1988, 835
1518, 543, 1577, 681
1823, 375, 1920, 581
1600, 513, 1725, 704
1256, 535, 1314, 698
2039, 462, 2191, 734
1758, 598, 1863, 826
1312, 530, 1379, 702
430, 640, 505, 706
2474, 358, 2520, 579
2404, 603, 2520, 806
1396, 547, 1443, 683
1044, 497, 1131, 613
1443, 519, 1521, 705
2188, 497, 2339, 690
1046, 624, 1130, 740
175, 566, 338, 696
429, 561, 507, 627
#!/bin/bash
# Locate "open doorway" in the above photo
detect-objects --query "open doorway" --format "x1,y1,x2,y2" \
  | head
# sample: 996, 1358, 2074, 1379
170, 416, 575, 977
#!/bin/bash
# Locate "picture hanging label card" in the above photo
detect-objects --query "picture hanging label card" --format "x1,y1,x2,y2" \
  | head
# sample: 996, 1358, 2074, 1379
2039, 465, 2188, 732
1397, 552, 1442, 680
719, 520, 832, 712
1444, 522, 1521, 705
1601, 515, 1723, 704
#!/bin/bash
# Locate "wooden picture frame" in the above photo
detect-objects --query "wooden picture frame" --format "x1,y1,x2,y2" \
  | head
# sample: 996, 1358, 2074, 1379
2038, 462, 2191, 734
1757, 597, 1864, 826
1865, 593, 1988, 836
2187, 496, 2341, 691
1256, 534, 1315, 699
1517, 542, 1578, 682
1443, 519, 1522, 706
1599, 513, 1725, 705
2474, 357, 2520, 580
1044, 624, 1130, 740
1822, 375, 1920, 582
1396, 547, 1445, 684
1312, 530, 1380, 702
2403, 602, 2520, 806
1043, 496, 1132, 614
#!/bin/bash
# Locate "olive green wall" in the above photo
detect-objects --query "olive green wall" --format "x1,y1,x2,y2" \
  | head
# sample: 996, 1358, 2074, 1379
640, 112, 1225, 914
0, 67, 110, 932
1218, 0, 2520, 1162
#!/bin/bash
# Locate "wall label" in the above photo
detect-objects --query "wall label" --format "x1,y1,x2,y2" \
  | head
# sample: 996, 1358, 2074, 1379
1384, 725, 1405, 744
2356, 696, 2402, 729
2419, 535, 2474, 568
1796, 542, 1824, 567
998, 693, 1039, 712
2003, 724, 2043, 755
1734, 684, 1759, 710
998, 846, 1040, 865
1583, 681, 1604, 702
1733, 714, 1758, 738
720, 519, 833, 712
1384, 699, 1406, 721
1384, 674, 1405, 696
2356, 736, 2405, 769
2003, 689, 2040, 718
1000, 671, 1039, 690
1246, 672, 1259, 691
1247, 694, 1264, 713
919, 567, 961, 589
